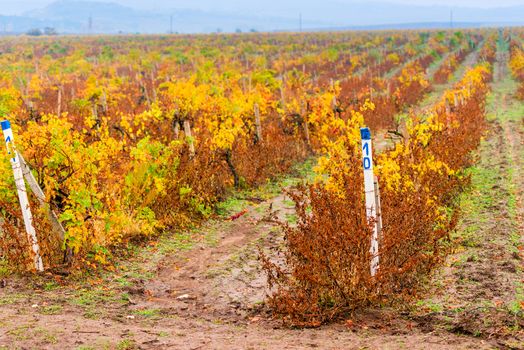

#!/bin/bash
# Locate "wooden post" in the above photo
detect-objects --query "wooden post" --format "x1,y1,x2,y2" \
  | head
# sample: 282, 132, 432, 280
301, 100, 311, 149
57, 86, 62, 117
150, 71, 157, 102
183, 120, 195, 158
173, 121, 180, 139
92, 101, 98, 123
19, 154, 72, 263
280, 85, 285, 109
101, 90, 108, 114
374, 176, 383, 236
254, 103, 262, 143
279, 73, 286, 110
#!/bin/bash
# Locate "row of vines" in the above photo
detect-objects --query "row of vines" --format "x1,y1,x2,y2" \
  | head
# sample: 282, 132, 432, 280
509, 32, 524, 99
0, 29, 491, 274
261, 32, 499, 326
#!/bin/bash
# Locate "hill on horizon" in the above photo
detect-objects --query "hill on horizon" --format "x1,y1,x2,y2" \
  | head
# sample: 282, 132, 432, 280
0, 0, 523, 34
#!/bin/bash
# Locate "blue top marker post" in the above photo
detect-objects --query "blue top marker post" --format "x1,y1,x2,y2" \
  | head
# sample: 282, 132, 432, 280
360, 127, 371, 140
1, 120, 10, 131
1, 119, 44, 272
360, 126, 379, 277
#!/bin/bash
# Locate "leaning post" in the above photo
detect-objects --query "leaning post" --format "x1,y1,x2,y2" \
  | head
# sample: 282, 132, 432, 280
1, 120, 44, 272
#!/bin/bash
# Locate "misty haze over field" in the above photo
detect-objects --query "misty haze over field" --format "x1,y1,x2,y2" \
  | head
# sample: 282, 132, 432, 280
1, 0, 524, 34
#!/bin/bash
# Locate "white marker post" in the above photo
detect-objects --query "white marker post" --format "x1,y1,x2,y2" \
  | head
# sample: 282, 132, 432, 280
1, 120, 44, 272
360, 127, 380, 277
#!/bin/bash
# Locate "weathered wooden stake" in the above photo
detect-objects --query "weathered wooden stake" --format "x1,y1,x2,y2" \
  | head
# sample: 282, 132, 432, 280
254, 103, 262, 143
300, 100, 311, 148
1, 120, 44, 272
183, 120, 195, 158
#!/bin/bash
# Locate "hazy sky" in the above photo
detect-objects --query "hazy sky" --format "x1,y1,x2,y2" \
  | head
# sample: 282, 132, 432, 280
1, 0, 524, 15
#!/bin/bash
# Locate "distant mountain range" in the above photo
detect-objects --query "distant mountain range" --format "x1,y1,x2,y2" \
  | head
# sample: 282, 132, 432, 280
0, 0, 523, 34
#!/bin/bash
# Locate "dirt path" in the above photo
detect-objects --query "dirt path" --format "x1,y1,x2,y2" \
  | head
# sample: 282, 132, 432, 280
410, 40, 524, 349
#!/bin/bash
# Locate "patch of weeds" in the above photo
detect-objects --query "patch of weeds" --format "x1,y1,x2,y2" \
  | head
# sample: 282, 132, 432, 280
282, 199, 295, 208
34, 327, 59, 344
40, 304, 63, 315
450, 307, 466, 314
72, 288, 108, 306
158, 331, 169, 337
8, 325, 32, 341
450, 255, 467, 267
285, 213, 298, 225
507, 300, 523, 315
123, 267, 154, 281
83, 309, 103, 320
204, 229, 220, 247
44, 281, 60, 291
508, 281, 524, 315
71, 287, 114, 319
509, 231, 521, 254
157, 231, 194, 254
416, 300, 444, 313
0, 259, 10, 278
219, 158, 317, 216
457, 224, 481, 248
295, 158, 316, 178
254, 204, 268, 214
133, 308, 161, 319
0, 294, 23, 306
216, 197, 247, 217
120, 292, 130, 304
117, 339, 137, 350
114, 276, 132, 287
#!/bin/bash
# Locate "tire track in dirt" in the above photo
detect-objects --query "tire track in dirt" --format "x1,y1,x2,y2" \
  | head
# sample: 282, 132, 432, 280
130, 190, 296, 323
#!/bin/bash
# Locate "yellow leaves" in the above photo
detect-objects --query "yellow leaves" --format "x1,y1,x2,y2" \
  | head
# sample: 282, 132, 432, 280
398, 62, 429, 89
27, 74, 44, 100
411, 154, 454, 178
386, 52, 400, 65
312, 99, 370, 196
158, 75, 208, 119
437, 64, 490, 112
461, 65, 489, 89
376, 156, 403, 192
207, 103, 246, 151
377, 60, 489, 199
509, 47, 524, 77
408, 115, 445, 147
349, 55, 361, 73
84, 75, 102, 101
360, 99, 375, 112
